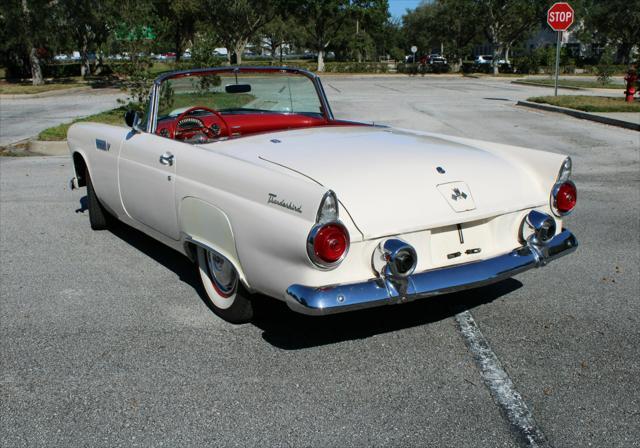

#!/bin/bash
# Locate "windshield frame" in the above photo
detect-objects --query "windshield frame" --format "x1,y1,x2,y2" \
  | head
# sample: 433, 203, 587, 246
144, 66, 334, 134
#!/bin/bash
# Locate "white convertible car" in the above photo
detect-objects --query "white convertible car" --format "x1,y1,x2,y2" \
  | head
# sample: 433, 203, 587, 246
68, 67, 578, 323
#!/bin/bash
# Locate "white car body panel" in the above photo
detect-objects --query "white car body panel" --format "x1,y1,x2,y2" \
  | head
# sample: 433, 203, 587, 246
68, 122, 567, 301
218, 126, 565, 239
67, 67, 576, 315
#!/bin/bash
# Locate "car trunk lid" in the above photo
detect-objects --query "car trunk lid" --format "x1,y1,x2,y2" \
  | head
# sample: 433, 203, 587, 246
216, 126, 546, 239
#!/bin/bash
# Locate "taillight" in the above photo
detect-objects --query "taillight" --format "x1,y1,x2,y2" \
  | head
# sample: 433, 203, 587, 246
307, 190, 350, 269
313, 224, 349, 263
552, 180, 577, 216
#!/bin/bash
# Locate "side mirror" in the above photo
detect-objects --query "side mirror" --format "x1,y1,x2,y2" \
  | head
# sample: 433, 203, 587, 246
124, 110, 142, 131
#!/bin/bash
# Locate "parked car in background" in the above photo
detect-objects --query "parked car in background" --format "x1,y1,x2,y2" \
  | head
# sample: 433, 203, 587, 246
67, 66, 578, 323
427, 54, 447, 65
475, 55, 493, 65
475, 55, 509, 65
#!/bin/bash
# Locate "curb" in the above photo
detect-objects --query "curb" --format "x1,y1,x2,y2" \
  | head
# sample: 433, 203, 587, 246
511, 80, 583, 90
27, 140, 69, 156
516, 100, 640, 131
0, 86, 92, 99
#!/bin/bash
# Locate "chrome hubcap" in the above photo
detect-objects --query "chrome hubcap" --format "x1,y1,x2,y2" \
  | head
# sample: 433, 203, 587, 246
206, 251, 237, 296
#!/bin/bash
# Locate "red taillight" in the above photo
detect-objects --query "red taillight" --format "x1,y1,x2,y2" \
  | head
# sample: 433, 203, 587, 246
555, 181, 577, 214
313, 224, 349, 264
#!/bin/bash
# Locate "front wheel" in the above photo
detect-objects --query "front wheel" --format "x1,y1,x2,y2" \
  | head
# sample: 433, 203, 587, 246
86, 167, 111, 230
196, 246, 253, 323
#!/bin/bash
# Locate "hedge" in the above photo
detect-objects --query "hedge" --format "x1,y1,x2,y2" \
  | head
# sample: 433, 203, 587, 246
397, 63, 452, 75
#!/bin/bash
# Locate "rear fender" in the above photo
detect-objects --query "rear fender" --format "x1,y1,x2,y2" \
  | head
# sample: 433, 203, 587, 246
180, 197, 250, 290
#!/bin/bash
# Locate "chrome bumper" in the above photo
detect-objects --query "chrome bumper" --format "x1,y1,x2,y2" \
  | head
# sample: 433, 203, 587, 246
285, 229, 578, 315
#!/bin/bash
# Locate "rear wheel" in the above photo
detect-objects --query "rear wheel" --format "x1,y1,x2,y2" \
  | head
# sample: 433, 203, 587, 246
85, 168, 111, 230
196, 246, 253, 323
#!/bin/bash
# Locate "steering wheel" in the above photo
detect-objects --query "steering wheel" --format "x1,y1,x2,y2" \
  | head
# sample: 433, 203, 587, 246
173, 106, 229, 140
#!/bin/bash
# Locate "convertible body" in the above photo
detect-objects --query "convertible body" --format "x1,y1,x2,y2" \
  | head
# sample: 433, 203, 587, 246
68, 67, 578, 322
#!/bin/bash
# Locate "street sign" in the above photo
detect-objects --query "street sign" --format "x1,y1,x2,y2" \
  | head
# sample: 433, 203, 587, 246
410, 46, 417, 53
547, 2, 574, 96
547, 2, 574, 32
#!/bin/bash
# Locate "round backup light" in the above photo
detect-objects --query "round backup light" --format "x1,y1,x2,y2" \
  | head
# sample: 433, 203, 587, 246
311, 223, 349, 265
553, 181, 577, 215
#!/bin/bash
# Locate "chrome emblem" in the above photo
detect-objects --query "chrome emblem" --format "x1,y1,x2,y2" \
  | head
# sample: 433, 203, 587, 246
451, 187, 468, 201
268, 193, 302, 213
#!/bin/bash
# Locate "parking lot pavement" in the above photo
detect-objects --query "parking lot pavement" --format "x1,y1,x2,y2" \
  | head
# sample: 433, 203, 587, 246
0, 88, 125, 146
1, 76, 639, 447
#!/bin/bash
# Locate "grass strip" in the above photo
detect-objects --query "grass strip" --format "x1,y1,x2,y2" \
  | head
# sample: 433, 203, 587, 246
38, 107, 127, 141
528, 95, 640, 112
38, 93, 255, 141
518, 78, 624, 90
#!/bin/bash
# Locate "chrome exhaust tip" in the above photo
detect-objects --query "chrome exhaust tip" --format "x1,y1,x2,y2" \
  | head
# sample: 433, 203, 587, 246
372, 238, 418, 278
522, 210, 557, 246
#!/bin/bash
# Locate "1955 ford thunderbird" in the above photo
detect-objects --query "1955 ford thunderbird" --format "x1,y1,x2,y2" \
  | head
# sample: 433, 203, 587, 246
68, 67, 578, 323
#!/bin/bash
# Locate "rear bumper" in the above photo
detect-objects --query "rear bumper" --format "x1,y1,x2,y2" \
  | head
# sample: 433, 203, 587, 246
285, 229, 578, 315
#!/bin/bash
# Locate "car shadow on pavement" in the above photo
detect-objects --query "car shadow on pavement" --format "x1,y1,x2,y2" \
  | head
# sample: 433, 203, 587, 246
105, 217, 202, 293
102, 212, 523, 350
251, 279, 522, 350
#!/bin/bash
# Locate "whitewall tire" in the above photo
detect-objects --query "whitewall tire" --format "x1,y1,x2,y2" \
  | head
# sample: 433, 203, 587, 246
196, 246, 253, 323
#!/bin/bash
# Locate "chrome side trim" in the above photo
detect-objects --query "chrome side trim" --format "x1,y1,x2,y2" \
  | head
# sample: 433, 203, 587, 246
286, 229, 578, 315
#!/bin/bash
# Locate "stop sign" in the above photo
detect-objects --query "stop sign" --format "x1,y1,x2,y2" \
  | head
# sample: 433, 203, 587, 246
547, 2, 574, 31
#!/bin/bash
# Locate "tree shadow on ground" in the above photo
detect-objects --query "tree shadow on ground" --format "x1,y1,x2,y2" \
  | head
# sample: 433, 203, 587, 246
100, 208, 523, 350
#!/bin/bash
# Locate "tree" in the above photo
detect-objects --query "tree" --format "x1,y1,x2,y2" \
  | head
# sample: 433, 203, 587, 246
59, 0, 111, 77
201, 0, 279, 65
351, 0, 389, 61
401, 2, 438, 58
297, 0, 351, 71
0, 0, 62, 84
580, 0, 640, 64
260, 15, 295, 62
429, 0, 482, 67
108, 1, 160, 106
155, 0, 199, 62
474, 0, 544, 75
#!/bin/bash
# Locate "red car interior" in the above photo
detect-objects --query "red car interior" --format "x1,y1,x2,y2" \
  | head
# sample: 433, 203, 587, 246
156, 110, 364, 141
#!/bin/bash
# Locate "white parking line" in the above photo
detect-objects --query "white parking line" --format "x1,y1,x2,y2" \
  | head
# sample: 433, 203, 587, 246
455, 310, 551, 448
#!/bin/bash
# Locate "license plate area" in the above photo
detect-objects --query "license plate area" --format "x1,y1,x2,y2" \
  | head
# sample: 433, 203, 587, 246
430, 219, 491, 266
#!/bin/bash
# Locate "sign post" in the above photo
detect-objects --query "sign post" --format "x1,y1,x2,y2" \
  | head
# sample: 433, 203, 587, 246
547, 2, 575, 96
411, 45, 417, 64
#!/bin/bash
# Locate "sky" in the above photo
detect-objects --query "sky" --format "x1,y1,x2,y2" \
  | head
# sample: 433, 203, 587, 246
388, 0, 422, 19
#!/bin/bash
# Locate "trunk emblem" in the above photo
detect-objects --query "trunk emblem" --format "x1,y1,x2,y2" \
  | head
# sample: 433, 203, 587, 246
437, 166, 446, 174
437, 182, 476, 212
451, 187, 468, 201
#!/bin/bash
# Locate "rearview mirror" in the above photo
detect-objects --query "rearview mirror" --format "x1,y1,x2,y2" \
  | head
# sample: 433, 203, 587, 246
124, 110, 142, 131
225, 84, 251, 94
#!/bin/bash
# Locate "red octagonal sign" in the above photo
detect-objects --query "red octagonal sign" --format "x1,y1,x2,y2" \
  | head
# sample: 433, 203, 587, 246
548, 2, 575, 31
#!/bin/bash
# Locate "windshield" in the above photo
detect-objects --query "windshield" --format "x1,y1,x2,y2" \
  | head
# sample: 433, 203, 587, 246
156, 71, 323, 120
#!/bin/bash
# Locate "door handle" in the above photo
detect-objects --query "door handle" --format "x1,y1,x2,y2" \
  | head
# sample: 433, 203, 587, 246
159, 152, 174, 166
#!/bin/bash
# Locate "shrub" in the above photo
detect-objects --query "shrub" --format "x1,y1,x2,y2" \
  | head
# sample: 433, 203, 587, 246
512, 55, 540, 74
397, 62, 451, 75
596, 49, 615, 85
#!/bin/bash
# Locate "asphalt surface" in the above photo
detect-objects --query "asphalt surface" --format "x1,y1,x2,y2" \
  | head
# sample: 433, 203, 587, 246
1, 76, 639, 447
0, 88, 124, 146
